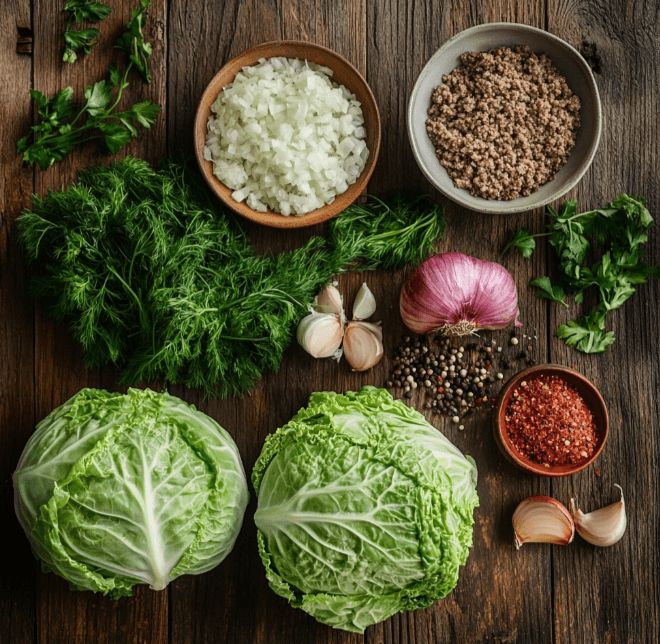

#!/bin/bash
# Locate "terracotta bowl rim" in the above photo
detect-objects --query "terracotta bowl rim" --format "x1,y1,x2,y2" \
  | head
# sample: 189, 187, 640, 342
193, 39, 382, 229
493, 363, 609, 477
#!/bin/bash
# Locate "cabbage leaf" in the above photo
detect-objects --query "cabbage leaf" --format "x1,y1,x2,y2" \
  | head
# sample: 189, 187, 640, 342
14, 388, 248, 597
253, 386, 479, 632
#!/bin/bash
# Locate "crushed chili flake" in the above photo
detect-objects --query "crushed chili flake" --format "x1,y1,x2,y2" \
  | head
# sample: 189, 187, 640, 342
505, 374, 599, 466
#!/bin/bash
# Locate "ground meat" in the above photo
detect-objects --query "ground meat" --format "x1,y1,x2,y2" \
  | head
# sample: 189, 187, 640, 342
425, 45, 581, 200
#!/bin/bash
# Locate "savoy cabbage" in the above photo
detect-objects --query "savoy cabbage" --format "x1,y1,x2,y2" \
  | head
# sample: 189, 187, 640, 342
253, 386, 479, 633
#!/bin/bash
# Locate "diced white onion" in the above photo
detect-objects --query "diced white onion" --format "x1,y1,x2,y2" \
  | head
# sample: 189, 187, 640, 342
204, 57, 369, 216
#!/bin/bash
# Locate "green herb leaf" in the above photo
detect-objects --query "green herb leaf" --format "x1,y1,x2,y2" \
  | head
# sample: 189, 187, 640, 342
83, 79, 113, 115
502, 228, 537, 258
529, 277, 568, 307
557, 318, 615, 353
126, 100, 161, 128
99, 121, 132, 154
115, 0, 153, 83
108, 62, 122, 88
65, 0, 112, 23
523, 195, 659, 354
18, 158, 445, 397
63, 27, 101, 62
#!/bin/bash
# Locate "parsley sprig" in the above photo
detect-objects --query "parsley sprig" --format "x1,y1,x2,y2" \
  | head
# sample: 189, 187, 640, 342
62, 0, 112, 63
503, 195, 660, 353
18, 1, 159, 169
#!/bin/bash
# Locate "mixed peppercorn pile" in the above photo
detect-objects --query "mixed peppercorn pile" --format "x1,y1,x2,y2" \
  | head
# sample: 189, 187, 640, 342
387, 333, 536, 424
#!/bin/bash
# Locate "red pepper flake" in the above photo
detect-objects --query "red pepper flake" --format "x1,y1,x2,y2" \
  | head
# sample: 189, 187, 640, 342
504, 374, 599, 466
596, 470, 601, 476
527, 345, 533, 351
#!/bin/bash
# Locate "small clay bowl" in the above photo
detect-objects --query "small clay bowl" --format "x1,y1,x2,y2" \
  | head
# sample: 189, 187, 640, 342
493, 364, 608, 476
194, 40, 381, 229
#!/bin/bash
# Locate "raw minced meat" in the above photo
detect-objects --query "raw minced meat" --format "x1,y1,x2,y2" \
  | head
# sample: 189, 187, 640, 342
426, 45, 581, 200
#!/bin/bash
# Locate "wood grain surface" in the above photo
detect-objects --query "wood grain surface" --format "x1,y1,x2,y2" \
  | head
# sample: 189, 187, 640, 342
1, 1, 658, 643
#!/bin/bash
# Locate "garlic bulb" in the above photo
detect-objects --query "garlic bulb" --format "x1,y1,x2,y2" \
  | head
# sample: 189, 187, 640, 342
352, 283, 376, 320
570, 485, 626, 547
297, 311, 343, 360
316, 284, 344, 320
400, 252, 521, 336
343, 321, 383, 371
512, 495, 575, 550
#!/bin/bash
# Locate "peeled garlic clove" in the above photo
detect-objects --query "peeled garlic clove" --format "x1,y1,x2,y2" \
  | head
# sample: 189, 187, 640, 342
352, 282, 376, 320
512, 495, 575, 550
570, 485, 626, 547
315, 284, 344, 319
297, 311, 344, 359
343, 321, 383, 371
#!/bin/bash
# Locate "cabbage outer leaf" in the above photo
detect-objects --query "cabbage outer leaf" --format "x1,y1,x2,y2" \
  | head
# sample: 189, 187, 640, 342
14, 388, 248, 597
253, 386, 479, 633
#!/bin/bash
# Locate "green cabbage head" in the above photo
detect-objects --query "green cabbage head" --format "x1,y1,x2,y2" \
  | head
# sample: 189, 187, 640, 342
14, 388, 248, 598
253, 386, 479, 633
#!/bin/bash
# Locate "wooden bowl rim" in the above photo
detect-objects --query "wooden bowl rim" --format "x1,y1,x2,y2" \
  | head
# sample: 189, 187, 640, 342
492, 363, 609, 477
193, 40, 382, 229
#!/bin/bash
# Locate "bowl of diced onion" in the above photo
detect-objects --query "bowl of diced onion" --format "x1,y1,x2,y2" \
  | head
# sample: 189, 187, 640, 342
194, 41, 381, 228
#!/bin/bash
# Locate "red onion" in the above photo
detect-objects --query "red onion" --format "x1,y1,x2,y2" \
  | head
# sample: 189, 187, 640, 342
400, 252, 521, 335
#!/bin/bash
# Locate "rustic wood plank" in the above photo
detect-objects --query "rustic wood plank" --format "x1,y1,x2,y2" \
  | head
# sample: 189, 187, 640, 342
166, 1, 367, 643
28, 1, 169, 643
546, 2, 660, 643
365, 2, 555, 643
2, 0, 659, 642
0, 1, 36, 643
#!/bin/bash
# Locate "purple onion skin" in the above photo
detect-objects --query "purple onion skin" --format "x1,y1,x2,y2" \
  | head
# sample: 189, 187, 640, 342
400, 252, 521, 335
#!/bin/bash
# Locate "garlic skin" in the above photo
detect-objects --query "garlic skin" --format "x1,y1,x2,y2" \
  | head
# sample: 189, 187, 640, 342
297, 311, 344, 360
352, 283, 376, 320
513, 495, 575, 550
570, 485, 626, 547
343, 321, 383, 371
315, 284, 344, 320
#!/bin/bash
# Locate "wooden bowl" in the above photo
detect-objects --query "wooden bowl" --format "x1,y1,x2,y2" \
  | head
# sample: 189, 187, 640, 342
194, 41, 381, 229
493, 364, 609, 477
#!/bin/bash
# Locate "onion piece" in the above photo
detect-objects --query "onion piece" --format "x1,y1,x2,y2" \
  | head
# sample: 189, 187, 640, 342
400, 252, 521, 336
204, 57, 369, 216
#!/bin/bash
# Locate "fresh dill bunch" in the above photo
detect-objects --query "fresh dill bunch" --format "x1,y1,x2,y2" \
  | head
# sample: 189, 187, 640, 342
328, 194, 446, 270
18, 157, 446, 397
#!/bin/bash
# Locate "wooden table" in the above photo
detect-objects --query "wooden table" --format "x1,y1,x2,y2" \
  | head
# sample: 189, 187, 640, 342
1, 1, 658, 642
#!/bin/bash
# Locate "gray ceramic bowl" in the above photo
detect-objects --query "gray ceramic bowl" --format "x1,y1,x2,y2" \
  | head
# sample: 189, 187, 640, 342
408, 23, 602, 214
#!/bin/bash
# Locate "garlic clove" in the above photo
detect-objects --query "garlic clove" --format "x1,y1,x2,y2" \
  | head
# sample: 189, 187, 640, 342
512, 495, 575, 550
343, 321, 383, 371
570, 485, 626, 547
354, 320, 382, 342
352, 282, 376, 320
297, 311, 344, 359
315, 284, 344, 320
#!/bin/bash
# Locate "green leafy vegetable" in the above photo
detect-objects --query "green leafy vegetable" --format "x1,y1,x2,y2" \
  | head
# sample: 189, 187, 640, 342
19, 1, 157, 168
503, 195, 659, 353
18, 157, 446, 397
62, 0, 112, 63
529, 277, 568, 307
13, 388, 249, 598
252, 386, 479, 633
501, 228, 541, 258
115, 0, 153, 83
